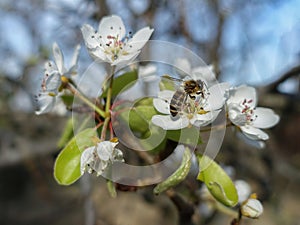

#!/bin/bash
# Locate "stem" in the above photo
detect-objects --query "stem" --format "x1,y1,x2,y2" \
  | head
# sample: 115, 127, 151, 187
214, 201, 239, 218
200, 121, 233, 133
101, 66, 116, 140
66, 84, 106, 118
105, 66, 116, 113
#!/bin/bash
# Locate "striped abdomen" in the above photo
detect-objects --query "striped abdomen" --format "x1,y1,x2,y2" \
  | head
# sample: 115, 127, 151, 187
170, 89, 186, 117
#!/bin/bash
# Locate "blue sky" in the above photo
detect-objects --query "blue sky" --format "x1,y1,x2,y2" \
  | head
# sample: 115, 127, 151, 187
0, 0, 299, 92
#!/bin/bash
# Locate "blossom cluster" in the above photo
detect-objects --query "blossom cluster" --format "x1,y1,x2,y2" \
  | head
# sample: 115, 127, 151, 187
152, 62, 279, 143
34, 14, 280, 221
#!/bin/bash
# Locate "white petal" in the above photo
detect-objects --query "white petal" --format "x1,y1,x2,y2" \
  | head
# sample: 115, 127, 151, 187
111, 51, 140, 66
226, 85, 257, 107
252, 107, 280, 129
66, 44, 81, 76
44, 71, 61, 92
81, 24, 100, 49
44, 60, 58, 74
35, 93, 56, 115
153, 90, 174, 114
125, 27, 154, 53
191, 110, 221, 127
240, 126, 269, 140
151, 115, 189, 130
205, 82, 230, 111
88, 47, 108, 62
98, 15, 126, 44
228, 103, 247, 126
96, 141, 114, 161
236, 132, 266, 149
80, 147, 96, 175
52, 42, 66, 74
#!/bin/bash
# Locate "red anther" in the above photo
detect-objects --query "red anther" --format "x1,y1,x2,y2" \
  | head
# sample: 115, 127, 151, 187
248, 99, 253, 103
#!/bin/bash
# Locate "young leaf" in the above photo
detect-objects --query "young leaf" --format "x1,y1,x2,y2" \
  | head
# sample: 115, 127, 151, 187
101, 70, 138, 98
120, 100, 158, 134
54, 128, 97, 185
197, 155, 238, 207
154, 145, 192, 194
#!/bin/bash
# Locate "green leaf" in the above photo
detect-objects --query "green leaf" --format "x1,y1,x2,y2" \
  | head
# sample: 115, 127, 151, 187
101, 70, 138, 98
120, 99, 158, 134
54, 128, 97, 185
197, 155, 238, 207
154, 146, 192, 194
57, 118, 74, 149
60, 95, 74, 107
166, 127, 202, 145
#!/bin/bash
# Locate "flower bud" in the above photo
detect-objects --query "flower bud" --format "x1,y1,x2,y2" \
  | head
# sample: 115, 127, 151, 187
241, 196, 263, 218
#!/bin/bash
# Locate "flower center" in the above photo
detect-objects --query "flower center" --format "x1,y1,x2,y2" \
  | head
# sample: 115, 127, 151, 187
241, 99, 257, 125
101, 32, 133, 61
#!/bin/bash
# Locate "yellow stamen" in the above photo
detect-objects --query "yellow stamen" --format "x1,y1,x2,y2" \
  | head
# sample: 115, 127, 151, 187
110, 137, 118, 143
61, 75, 69, 83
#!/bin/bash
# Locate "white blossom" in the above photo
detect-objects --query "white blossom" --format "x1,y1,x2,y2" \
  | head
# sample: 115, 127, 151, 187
81, 15, 154, 66
80, 140, 124, 176
226, 85, 280, 141
35, 43, 80, 115
151, 80, 229, 130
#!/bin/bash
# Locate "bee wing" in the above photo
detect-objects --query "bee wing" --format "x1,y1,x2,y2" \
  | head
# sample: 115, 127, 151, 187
160, 74, 184, 91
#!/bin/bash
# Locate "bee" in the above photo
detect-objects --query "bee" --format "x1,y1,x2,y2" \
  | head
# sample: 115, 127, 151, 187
162, 75, 208, 117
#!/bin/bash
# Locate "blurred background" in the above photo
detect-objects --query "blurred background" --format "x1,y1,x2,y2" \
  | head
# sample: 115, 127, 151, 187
0, 0, 299, 224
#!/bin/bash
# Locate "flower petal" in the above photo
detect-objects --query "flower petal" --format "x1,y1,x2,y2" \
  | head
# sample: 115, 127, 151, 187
80, 147, 96, 175
35, 93, 56, 115
98, 15, 126, 44
65, 44, 81, 77
52, 42, 66, 74
228, 103, 247, 126
81, 24, 100, 49
111, 51, 140, 66
205, 82, 230, 111
151, 115, 189, 130
125, 27, 154, 53
153, 90, 174, 114
236, 132, 266, 149
240, 126, 269, 140
44, 71, 61, 92
191, 110, 221, 127
252, 107, 280, 129
44, 60, 58, 74
226, 85, 257, 107
88, 47, 108, 62
96, 141, 114, 161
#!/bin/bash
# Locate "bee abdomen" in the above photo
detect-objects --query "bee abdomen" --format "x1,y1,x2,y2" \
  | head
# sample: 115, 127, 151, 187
170, 90, 185, 117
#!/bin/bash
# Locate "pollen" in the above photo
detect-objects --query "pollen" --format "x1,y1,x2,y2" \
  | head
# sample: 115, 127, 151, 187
197, 108, 208, 115
61, 75, 69, 83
